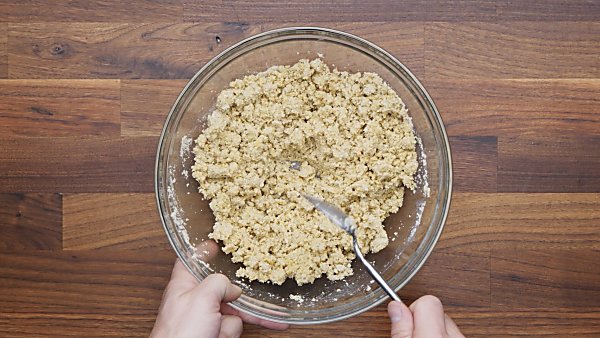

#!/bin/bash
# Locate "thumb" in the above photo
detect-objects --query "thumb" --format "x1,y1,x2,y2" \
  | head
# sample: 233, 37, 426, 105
194, 273, 242, 304
388, 300, 414, 338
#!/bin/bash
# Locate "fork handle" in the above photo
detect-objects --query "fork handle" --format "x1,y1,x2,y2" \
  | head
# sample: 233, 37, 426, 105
353, 237, 401, 302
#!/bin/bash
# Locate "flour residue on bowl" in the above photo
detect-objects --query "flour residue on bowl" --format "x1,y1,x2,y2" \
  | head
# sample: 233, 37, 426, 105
166, 137, 214, 272
180, 135, 193, 179
167, 166, 191, 250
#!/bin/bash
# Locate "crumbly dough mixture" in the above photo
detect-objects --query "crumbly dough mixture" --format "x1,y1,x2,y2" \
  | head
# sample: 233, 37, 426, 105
192, 59, 418, 285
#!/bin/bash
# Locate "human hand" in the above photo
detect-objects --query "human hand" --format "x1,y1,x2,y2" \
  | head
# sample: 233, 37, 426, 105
387, 295, 464, 338
151, 259, 289, 338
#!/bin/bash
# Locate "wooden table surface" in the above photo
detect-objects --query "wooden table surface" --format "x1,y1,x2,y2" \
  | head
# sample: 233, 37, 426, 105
1, 1, 600, 337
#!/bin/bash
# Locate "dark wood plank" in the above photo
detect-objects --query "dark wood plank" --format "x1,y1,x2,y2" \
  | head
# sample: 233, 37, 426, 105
498, 136, 600, 193
0, 137, 156, 193
439, 193, 600, 253
0, 250, 174, 313
425, 22, 600, 79
7, 306, 600, 338
420, 0, 497, 21
0, 312, 157, 338
0, 250, 175, 336
0, 0, 182, 22
491, 249, 600, 308
280, 304, 392, 338
245, 307, 600, 337
249, 305, 395, 338
0, 249, 483, 337
63, 193, 170, 250
427, 79, 600, 137
260, 22, 425, 78
183, 1, 497, 22
121, 80, 187, 136
449, 136, 497, 193
0, 193, 62, 251
0, 23, 7, 78
0, 80, 120, 137
400, 251, 490, 307
497, 0, 600, 21
7, 23, 261, 79
0, 2, 599, 336
249, 308, 600, 337
448, 308, 600, 338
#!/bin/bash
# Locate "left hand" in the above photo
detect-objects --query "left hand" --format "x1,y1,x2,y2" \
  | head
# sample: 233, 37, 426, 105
151, 259, 289, 338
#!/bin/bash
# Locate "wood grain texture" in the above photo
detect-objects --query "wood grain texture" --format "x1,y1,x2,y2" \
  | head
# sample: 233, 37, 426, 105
498, 136, 600, 193
0, 137, 156, 193
418, 1, 497, 21
8, 23, 261, 79
0, 250, 484, 338
0, 23, 6, 78
265, 304, 394, 338
439, 193, 600, 253
0, 250, 175, 337
0, 0, 182, 22
1, 2, 600, 336
491, 249, 600, 308
400, 251, 490, 307
0, 193, 62, 251
427, 79, 600, 137
0, 313, 157, 338
121, 80, 187, 136
9, 307, 599, 338
449, 136, 497, 192
260, 22, 425, 78
0, 250, 174, 313
425, 22, 600, 79
183, 0, 498, 22
244, 307, 600, 337
63, 193, 169, 250
497, 0, 600, 21
243, 307, 600, 338
0, 80, 120, 137
447, 308, 600, 338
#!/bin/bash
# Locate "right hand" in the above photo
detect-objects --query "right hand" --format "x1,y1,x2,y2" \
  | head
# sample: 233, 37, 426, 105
387, 295, 465, 338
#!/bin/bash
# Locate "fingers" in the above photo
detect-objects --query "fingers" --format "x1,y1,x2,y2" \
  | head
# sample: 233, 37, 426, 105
196, 274, 243, 304
236, 312, 290, 331
388, 300, 414, 338
164, 259, 199, 298
445, 314, 465, 338
219, 315, 243, 338
410, 295, 447, 337
195, 240, 220, 262
221, 304, 290, 331
171, 259, 200, 284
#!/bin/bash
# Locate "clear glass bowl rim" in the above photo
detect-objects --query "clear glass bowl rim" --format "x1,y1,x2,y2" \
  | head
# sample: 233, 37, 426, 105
155, 26, 453, 325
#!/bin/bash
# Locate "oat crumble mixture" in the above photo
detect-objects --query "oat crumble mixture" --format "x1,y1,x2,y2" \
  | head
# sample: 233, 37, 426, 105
192, 59, 418, 285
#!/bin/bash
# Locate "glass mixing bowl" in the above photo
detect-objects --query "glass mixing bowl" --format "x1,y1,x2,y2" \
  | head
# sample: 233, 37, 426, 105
155, 27, 452, 324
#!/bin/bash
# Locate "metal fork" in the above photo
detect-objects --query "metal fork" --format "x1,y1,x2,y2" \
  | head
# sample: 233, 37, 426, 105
304, 195, 401, 301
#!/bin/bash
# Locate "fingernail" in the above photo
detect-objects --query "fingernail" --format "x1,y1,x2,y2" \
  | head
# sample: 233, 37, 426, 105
389, 301, 403, 323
